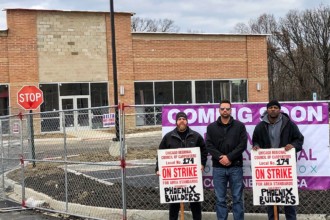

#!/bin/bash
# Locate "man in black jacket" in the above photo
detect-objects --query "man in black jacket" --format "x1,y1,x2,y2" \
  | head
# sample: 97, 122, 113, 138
156, 111, 208, 220
206, 100, 247, 220
252, 100, 304, 220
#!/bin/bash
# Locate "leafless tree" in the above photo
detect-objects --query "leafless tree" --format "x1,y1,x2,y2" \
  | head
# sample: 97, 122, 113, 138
131, 17, 180, 32
234, 5, 330, 100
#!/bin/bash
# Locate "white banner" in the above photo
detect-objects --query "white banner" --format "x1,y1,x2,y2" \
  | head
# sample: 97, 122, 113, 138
251, 148, 299, 205
158, 147, 204, 203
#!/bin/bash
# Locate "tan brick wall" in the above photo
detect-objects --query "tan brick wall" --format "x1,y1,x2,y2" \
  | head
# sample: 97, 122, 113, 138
0, 31, 9, 83
105, 13, 134, 106
131, 33, 269, 102
6, 10, 39, 112
37, 11, 108, 83
246, 36, 269, 102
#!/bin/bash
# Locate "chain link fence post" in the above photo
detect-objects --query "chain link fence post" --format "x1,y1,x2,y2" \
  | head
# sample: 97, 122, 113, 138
0, 119, 3, 199
120, 103, 127, 220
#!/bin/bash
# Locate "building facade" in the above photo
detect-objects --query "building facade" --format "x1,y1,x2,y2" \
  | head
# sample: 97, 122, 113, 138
0, 9, 268, 131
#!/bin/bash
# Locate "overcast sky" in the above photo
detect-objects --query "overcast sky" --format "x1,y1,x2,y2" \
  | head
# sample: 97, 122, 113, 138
0, 0, 328, 33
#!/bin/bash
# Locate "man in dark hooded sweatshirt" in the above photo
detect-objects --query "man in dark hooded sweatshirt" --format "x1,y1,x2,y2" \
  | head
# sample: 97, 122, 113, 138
156, 111, 208, 220
252, 100, 304, 220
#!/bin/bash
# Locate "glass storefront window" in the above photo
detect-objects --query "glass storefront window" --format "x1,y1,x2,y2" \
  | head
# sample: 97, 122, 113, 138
91, 83, 108, 107
213, 80, 230, 103
195, 81, 212, 103
40, 84, 59, 112
39, 82, 109, 131
0, 85, 9, 134
91, 83, 109, 129
155, 82, 173, 104
40, 84, 60, 132
231, 80, 247, 102
174, 81, 192, 104
135, 82, 153, 105
60, 83, 89, 96
0, 85, 9, 116
134, 79, 247, 126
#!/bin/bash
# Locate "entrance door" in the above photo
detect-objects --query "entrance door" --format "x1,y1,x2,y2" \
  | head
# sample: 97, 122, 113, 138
60, 96, 91, 130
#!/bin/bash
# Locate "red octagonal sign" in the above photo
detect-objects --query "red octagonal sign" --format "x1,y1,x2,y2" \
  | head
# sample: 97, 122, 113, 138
17, 86, 44, 110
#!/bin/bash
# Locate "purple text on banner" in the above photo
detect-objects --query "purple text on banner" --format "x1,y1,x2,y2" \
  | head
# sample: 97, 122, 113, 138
162, 102, 329, 126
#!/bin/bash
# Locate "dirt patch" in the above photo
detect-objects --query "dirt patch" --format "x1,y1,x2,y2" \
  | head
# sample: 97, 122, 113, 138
34, 133, 76, 139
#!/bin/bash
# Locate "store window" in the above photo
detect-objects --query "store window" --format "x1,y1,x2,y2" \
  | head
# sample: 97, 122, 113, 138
214, 81, 230, 103
60, 83, 89, 96
0, 85, 9, 134
40, 84, 60, 132
39, 82, 109, 132
90, 83, 109, 129
231, 80, 247, 102
174, 81, 192, 104
155, 82, 173, 104
134, 79, 247, 126
195, 81, 212, 103
0, 85, 9, 116
135, 82, 153, 105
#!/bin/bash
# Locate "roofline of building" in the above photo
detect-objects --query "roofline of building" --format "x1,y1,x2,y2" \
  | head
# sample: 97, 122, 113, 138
132, 32, 271, 36
2, 8, 135, 16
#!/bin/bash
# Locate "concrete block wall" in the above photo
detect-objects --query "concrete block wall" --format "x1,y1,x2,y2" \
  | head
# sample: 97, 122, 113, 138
37, 11, 109, 83
0, 31, 8, 84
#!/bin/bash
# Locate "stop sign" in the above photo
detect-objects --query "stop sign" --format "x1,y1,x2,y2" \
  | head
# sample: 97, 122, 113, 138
17, 86, 44, 110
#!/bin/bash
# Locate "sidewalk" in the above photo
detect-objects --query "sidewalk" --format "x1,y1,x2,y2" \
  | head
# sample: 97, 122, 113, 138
0, 200, 61, 220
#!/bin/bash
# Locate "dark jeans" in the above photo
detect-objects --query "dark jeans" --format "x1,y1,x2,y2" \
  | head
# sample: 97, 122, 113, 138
213, 166, 244, 220
267, 206, 296, 220
169, 202, 202, 220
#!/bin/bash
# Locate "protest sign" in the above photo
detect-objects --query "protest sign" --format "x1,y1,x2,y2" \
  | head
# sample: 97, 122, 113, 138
251, 148, 299, 205
158, 147, 204, 204
103, 113, 115, 127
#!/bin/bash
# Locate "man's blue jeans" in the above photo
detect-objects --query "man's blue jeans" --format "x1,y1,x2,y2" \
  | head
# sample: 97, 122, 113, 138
267, 205, 296, 220
213, 166, 244, 220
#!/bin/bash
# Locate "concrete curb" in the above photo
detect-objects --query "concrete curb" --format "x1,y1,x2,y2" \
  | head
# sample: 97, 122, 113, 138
3, 170, 329, 220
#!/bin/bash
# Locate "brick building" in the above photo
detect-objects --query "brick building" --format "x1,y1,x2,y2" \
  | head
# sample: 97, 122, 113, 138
0, 9, 268, 131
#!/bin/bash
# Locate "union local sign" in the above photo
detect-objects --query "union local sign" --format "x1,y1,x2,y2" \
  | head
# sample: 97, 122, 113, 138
17, 86, 44, 110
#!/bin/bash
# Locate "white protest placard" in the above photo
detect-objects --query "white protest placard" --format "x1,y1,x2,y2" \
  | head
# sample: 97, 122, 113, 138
251, 148, 299, 206
158, 147, 204, 204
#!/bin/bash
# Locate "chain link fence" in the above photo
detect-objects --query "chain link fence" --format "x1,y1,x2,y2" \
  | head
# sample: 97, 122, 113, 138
0, 104, 329, 219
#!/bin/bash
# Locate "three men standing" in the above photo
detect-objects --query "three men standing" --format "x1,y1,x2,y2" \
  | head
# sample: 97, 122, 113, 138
157, 100, 303, 220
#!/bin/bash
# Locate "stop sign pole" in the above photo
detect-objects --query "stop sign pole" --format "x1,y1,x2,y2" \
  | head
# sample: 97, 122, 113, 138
17, 86, 44, 167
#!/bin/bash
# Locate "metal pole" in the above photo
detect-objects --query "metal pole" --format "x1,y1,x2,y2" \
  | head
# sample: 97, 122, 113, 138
62, 112, 68, 212
19, 116, 25, 206
109, 0, 120, 141
29, 110, 36, 167
0, 120, 4, 194
120, 104, 127, 220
